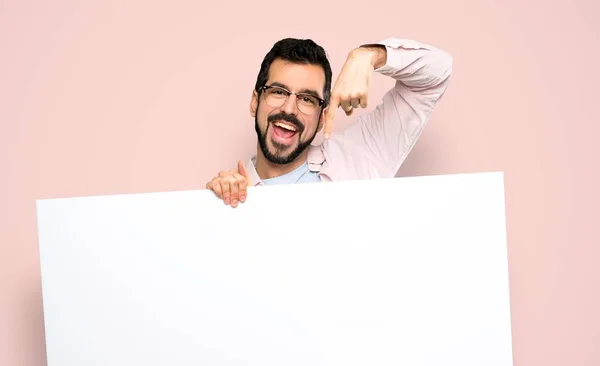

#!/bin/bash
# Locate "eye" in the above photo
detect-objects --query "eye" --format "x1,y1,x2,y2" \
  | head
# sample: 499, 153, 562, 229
301, 96, 318, 105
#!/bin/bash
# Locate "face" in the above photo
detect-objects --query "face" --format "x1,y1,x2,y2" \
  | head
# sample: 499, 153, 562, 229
251, 58, 326, 165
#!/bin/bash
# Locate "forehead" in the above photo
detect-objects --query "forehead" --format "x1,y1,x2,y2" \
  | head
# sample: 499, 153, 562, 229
267, 58, 325, 96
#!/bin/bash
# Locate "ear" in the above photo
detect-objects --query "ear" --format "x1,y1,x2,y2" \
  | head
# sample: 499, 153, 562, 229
250, 90, 258, 117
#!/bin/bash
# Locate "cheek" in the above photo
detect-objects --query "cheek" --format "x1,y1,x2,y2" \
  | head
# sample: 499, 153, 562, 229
304, 118, 321, 134
257, 105, 273, 124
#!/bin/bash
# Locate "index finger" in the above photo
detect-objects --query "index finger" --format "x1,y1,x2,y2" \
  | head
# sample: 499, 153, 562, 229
323, 96, 339, 140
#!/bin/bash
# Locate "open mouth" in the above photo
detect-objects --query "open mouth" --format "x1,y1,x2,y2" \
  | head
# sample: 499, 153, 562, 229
271, 121, 299, 144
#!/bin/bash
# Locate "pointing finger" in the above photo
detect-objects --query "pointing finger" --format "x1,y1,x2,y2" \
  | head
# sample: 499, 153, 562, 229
324, 96, 339, 139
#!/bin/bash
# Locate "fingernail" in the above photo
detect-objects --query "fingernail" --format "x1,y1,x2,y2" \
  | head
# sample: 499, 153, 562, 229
232, 199, 238, 207
240, 195, 246, 202
224, 198, 229, 205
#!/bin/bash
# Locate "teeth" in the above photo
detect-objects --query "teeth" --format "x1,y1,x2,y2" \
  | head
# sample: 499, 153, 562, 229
274, 121, 297, 132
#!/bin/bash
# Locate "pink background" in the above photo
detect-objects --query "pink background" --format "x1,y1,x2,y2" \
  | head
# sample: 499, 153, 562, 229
1, 1, 598, 365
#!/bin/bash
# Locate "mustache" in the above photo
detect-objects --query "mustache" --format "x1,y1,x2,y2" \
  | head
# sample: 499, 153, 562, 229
267, 113, 304, 133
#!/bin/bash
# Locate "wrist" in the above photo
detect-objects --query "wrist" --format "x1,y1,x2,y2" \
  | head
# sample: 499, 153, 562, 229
354, 44, 387, 69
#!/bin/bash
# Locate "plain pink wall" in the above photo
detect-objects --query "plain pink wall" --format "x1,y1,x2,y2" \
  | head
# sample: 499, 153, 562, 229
1, 1, 599, 365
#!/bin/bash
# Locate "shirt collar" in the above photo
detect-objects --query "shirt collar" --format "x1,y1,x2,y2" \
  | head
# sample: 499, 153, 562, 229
245, 145, 326, 186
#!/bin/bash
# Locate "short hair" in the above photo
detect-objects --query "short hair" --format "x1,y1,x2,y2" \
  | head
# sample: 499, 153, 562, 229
254, 38, 332, 107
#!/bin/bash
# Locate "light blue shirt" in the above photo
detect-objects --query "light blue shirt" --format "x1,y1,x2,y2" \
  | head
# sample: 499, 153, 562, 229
261, 161, 322, 185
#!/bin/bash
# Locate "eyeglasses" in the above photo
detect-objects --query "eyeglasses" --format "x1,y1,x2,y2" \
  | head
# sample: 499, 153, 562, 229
259, 85, 324, 115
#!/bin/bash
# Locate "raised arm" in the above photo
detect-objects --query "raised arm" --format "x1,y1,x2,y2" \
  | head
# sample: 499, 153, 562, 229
325, 38, 453, 177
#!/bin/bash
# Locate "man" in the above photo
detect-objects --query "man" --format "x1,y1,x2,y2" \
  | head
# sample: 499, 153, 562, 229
205, 36, 453, 207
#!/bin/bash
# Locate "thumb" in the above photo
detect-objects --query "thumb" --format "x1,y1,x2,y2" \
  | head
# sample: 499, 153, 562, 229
238, 160, 251, 184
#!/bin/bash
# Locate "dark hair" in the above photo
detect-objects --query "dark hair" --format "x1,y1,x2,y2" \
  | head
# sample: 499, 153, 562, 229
254, 38, 332, 108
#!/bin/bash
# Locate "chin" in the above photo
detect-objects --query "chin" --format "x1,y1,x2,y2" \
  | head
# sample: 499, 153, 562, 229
267, 139, 295, 153
268, 151, 294, 163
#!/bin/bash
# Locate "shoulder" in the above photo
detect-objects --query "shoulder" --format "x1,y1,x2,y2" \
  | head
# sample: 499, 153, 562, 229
309, 134, 392, 181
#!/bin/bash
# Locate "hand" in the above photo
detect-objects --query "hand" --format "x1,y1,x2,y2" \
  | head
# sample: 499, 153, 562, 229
205, 160, 251, 208
323, 46, 386, 139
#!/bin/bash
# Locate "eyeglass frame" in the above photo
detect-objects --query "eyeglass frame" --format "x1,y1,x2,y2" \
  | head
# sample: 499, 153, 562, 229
258, 84, 325, 115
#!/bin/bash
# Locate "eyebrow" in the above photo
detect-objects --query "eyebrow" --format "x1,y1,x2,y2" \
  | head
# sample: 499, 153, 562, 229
270, 82, 322, 100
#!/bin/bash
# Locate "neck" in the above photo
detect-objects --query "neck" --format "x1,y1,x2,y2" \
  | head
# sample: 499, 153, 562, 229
254, 147, 308, 179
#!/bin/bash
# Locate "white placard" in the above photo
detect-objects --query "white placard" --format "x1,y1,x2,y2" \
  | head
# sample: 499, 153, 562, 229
36, 172, 513, 366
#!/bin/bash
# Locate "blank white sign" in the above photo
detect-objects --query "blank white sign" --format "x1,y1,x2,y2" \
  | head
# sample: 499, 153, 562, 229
36, 172, 513, 366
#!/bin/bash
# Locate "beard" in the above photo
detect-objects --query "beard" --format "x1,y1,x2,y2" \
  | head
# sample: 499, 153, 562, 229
255, 109, 318, 165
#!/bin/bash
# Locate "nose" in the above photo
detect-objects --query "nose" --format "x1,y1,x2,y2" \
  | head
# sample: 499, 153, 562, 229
281, 93, 299, 115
